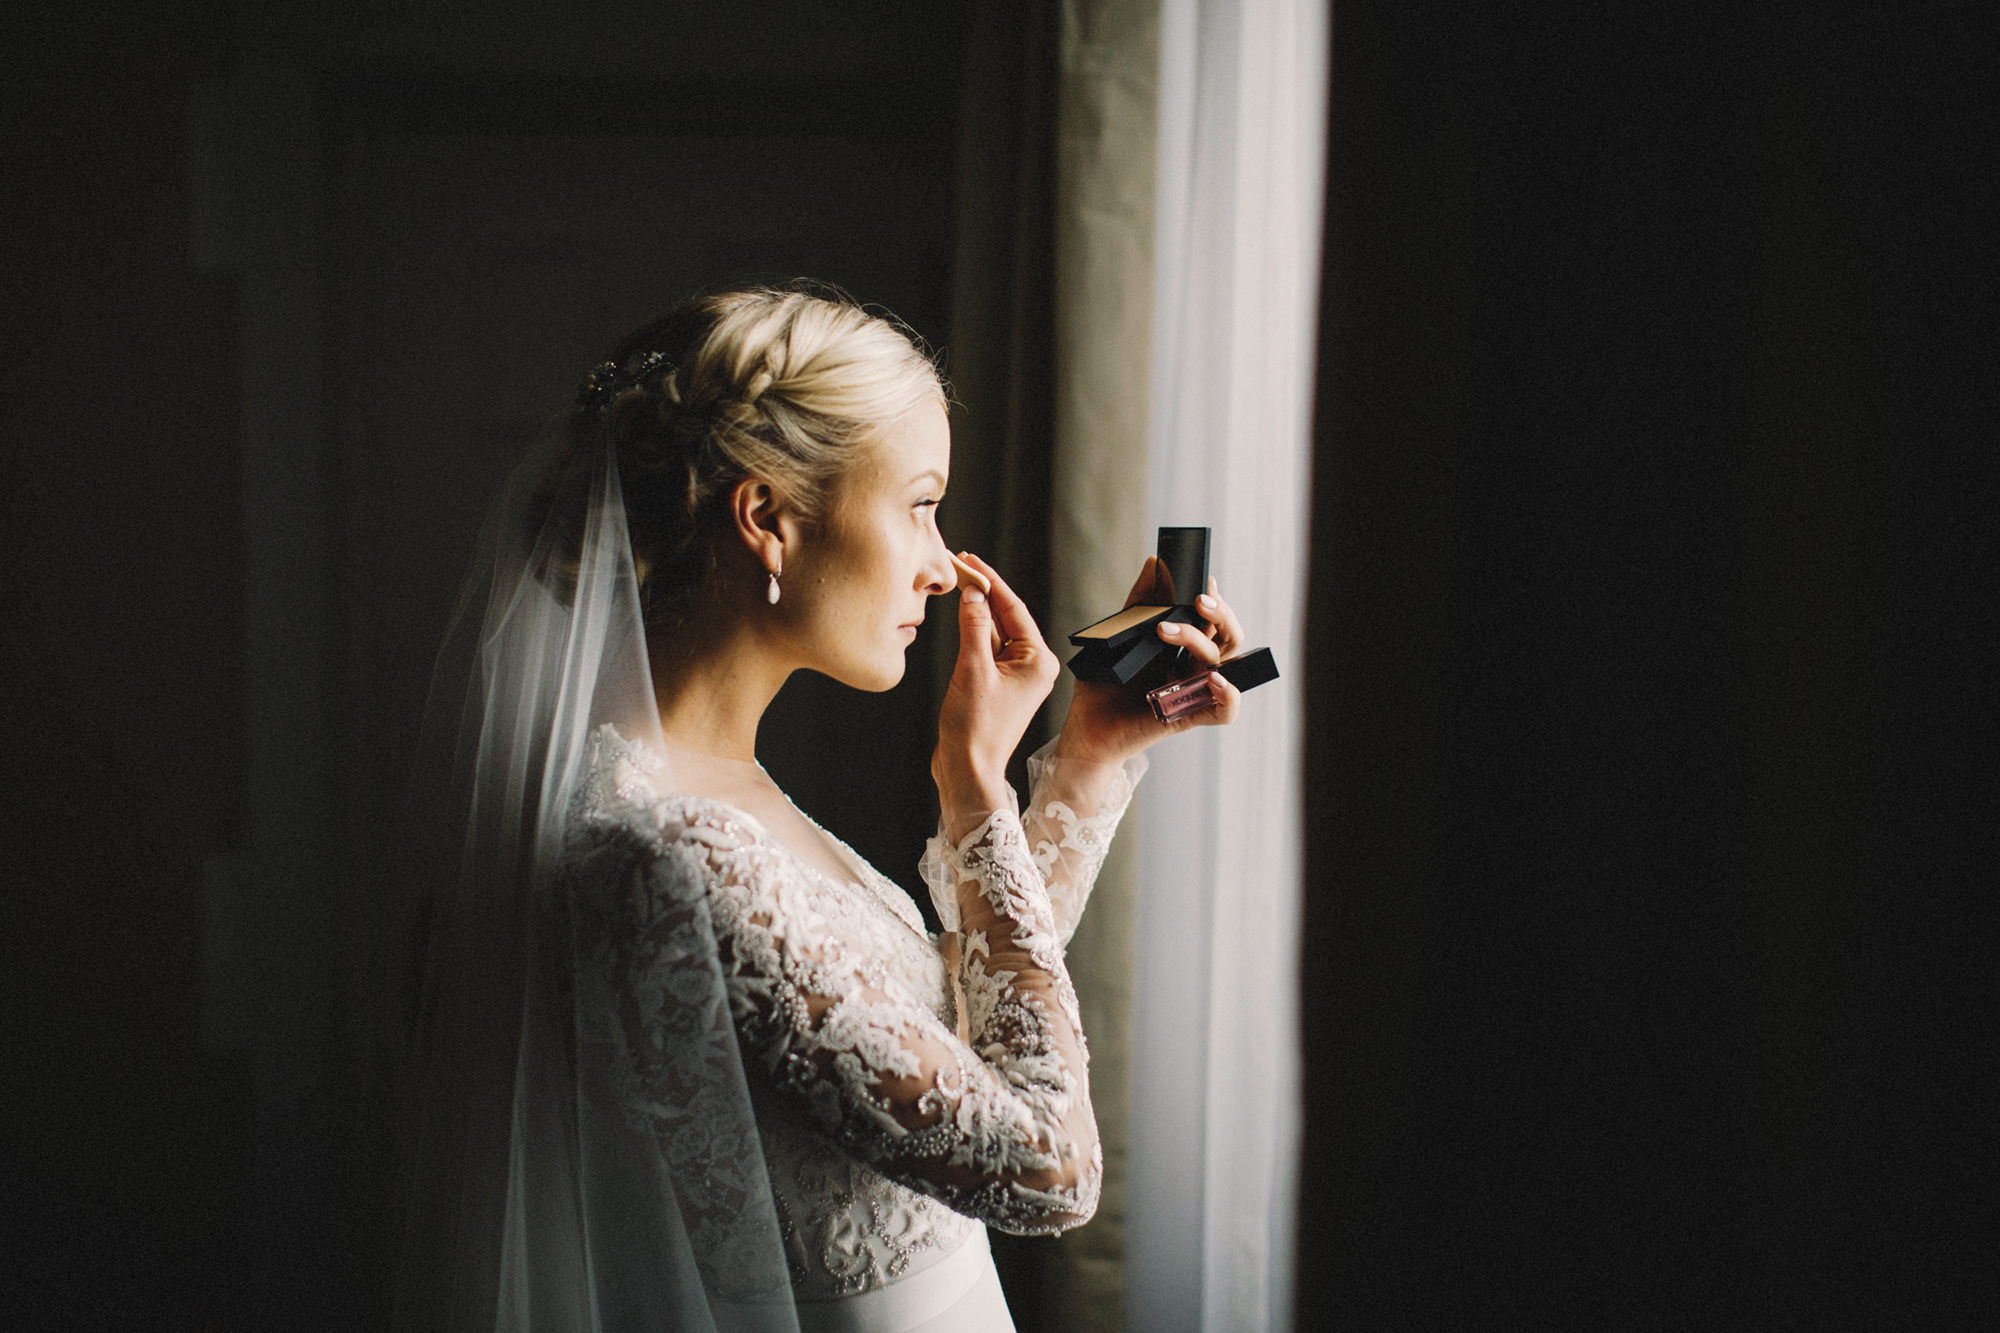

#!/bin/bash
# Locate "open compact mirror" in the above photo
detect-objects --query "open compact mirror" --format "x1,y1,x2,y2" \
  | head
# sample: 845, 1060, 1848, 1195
1067, 527, 1281, 708
1067, 527, 1211, 689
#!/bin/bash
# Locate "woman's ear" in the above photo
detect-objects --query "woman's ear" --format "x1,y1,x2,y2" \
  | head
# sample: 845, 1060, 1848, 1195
727, 476, 792, 575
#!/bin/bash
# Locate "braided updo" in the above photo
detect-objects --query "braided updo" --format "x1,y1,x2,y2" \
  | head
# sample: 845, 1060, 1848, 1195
534, 285, 945, 629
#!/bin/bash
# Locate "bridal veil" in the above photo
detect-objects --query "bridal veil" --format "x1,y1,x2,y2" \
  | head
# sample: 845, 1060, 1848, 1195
393, 355, 800, 1331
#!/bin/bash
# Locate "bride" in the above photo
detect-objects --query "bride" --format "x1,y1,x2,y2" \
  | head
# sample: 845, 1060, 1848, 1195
396, 286, 1249, 1331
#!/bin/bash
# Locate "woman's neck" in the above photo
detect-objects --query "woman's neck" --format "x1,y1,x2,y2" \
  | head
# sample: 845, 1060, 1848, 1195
650, 613, 794, 764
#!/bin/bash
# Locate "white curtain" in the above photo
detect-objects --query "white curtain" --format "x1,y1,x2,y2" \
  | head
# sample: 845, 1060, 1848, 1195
1127, 0, 1326, 1329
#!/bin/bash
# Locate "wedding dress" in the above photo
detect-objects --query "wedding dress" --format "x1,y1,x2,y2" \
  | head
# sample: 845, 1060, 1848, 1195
395, 361, 1145, 1330
562, 724, 1146, 1332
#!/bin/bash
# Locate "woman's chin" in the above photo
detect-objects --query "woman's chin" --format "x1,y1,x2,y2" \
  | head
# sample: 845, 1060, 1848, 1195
832, 653, 907, 694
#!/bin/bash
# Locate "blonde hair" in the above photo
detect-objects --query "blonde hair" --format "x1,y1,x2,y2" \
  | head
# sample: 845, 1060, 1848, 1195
536, 285, 945, 626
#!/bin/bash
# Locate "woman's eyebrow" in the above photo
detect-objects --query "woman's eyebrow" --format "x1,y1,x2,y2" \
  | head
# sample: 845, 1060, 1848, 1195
909, 468, 947, 489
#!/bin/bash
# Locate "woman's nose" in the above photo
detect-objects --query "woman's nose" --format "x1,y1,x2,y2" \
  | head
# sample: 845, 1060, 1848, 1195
919, 535, 953, 595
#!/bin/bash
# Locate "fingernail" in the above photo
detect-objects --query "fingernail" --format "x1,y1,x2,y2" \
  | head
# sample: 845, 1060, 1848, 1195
962, 588, 985, 604
1197, 594, 1217, 610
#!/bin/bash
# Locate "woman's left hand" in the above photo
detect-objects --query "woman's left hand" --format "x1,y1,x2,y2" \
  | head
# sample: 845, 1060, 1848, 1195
1054, 556, 1250, 767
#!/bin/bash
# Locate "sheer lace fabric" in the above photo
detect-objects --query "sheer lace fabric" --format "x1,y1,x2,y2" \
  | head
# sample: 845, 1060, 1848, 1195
564, 725, 1145, 1304
921, 744, 1148, 946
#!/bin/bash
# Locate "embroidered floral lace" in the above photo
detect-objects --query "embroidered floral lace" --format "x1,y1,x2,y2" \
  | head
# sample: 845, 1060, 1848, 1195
564, 726, 1146, 1300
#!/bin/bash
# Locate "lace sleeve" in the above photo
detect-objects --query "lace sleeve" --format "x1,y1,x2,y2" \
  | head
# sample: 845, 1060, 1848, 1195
572, 820, 793, 1301
920, 738, 1147, 945
628, 804, 1101, 1237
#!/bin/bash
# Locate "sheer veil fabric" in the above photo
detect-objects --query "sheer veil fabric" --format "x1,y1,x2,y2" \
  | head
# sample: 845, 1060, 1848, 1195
394, 416, 800, 1331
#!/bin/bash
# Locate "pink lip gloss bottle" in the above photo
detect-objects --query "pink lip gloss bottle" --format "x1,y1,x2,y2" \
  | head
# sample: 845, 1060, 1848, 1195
1144, 647, 1279, 721
1147, 671, 1223, 722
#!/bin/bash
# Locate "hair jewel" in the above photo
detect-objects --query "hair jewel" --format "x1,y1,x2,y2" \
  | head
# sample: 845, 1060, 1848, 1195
575, 349, 675, 410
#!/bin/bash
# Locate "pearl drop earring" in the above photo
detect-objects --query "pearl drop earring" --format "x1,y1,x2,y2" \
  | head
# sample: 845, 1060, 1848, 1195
767, 570, 781, 605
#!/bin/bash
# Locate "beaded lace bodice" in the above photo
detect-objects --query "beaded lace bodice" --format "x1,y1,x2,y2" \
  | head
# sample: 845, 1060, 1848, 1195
563, 725, 1145, 1301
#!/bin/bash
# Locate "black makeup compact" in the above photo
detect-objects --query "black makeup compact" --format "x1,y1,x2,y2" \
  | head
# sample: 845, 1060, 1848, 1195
1067, 527, 1211, 690
1067, 528, 1280, 713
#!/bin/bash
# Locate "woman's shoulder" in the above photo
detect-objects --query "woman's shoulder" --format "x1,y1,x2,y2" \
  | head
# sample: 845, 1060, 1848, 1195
569, 723, 766, 866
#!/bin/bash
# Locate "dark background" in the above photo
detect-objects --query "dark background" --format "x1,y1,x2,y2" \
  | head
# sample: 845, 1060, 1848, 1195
1, 3, 968, 1327
1299, 4, 1993, 1328
4, 2, 1993, 1329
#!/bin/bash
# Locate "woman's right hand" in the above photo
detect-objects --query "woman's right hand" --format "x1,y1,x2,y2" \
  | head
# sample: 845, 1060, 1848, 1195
932, 552, 1059, 833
